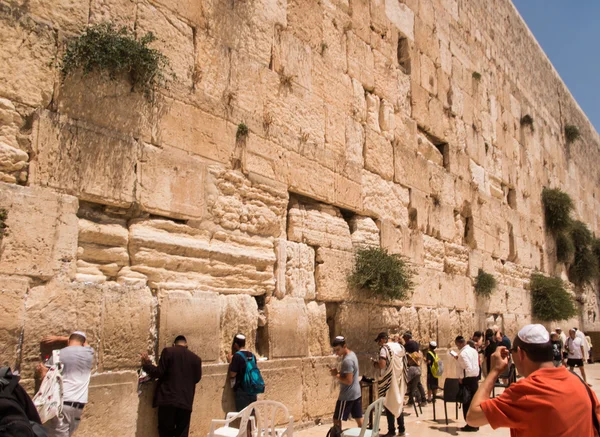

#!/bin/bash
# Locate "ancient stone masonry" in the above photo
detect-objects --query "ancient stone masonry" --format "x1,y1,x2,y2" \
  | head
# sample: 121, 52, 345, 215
1, 0, 600, 435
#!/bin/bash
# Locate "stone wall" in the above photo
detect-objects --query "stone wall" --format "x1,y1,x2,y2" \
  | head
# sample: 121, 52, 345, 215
1, 0, 599, 435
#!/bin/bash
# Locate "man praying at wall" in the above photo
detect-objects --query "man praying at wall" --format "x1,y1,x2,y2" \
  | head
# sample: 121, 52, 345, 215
142, 335, 202, 437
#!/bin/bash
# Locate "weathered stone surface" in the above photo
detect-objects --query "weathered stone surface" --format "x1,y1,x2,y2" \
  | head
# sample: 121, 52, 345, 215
306, 301, 330, 356
265, 297, 309, 358
158, 290, 220, 362
362, 170, 410, 226
0, 13, 55, 107
287, 197, 353, 250
138, 144, 207, 220
315, 247, 353, 302
76, 372, 139, 437
276, 240, 316, 300
349, 216, 380, 249
0, 183, 78, 279
0, 275, 29, 368
31, 111, 139, 208
219, 293, 259, 362
129, 220, 276, 295
364, 128, 394, 180
302, 356, 338, 418
0, 141, 28, 184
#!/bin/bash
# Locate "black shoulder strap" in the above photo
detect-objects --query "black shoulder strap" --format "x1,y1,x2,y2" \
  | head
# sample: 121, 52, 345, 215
576, 372, 600, 435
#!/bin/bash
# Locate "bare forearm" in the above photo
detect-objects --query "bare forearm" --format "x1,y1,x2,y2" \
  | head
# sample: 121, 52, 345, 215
466, 369, 500, 427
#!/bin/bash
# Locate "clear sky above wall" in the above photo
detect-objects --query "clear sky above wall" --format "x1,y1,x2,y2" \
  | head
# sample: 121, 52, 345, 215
512, 1, 600, 132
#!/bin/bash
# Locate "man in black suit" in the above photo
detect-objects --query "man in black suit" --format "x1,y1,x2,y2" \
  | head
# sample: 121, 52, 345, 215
142, 335, 202, 437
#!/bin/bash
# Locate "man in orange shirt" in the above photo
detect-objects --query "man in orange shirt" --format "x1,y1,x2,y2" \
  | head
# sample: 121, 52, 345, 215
466, 324, 600, 436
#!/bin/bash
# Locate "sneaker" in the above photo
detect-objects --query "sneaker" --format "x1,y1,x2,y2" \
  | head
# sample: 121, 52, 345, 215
459, 425, 479, 432
398, 433, 406, 437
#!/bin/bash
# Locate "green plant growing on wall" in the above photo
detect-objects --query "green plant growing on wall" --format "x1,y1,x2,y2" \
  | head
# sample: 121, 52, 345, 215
567, 220, 599, 285
564, 125, 581, 144
531, 273, 577, 322
475, 269, 496, 297
520, 114, 534, 131
236, 123, 249, 140
0, 208, 7, 240
349, 247, 414, 300
61, 22, 172, 99
592, 238, 600, 270
472, 71, 482, 81
570, 220, 592, 249
541, 187, 573, 234
556, 232, 575, 264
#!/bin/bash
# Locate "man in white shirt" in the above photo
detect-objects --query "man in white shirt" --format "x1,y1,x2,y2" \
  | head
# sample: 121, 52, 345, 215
555, 328, 567, 364
454, 335, 480, 432
566, 328, 589, 385
38, 331, 94, 437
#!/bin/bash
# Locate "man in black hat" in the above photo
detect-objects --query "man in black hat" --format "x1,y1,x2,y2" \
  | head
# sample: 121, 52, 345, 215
142, 335, 202, 437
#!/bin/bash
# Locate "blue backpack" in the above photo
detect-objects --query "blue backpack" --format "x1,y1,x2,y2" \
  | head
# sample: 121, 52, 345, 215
236, 351, 265, 395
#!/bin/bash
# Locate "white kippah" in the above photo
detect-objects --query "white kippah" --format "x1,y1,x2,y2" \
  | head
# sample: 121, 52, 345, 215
72, 331, 87, 339
518, 324, 549, 344
235, 334, 246, 340
430, 341, 437, 348
334, 336, 345, 341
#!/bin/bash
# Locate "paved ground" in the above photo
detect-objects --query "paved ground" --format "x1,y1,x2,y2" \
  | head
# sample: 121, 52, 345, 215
296, 364, 600, 437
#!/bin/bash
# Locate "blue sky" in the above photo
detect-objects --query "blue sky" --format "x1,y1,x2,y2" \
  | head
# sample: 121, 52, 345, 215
512, 1, 600, 132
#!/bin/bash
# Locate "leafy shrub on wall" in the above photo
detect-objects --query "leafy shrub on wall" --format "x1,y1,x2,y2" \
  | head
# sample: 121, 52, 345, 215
556, 232, 575, 264
475, 269, 496, 297
541, 188, 573, 234
530, 273, 576, 322
61, 22, 172, 99
349, 247, 414, 300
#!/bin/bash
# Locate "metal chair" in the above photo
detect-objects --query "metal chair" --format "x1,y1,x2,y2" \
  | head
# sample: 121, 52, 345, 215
492, 363, 516, 398
432, 378, 460, 425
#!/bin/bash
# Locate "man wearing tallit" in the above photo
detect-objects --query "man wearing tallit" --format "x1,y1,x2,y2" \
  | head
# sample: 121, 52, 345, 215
373, 333, 408, 437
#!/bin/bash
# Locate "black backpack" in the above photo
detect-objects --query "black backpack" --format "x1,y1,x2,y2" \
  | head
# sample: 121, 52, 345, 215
0, 367, 47, 437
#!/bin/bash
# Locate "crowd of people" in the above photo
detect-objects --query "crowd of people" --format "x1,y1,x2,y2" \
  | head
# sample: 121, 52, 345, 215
2, 325, 599, 437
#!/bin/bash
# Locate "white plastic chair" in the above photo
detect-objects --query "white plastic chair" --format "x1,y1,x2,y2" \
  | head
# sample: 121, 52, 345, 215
207, 400, 294, 437
341, 398, 385, 437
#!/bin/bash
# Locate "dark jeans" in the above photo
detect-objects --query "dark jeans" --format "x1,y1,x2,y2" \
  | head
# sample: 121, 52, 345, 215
384, 407, 405, 434
461, 377, 479, 422
158, 405, 191, 437
235, 390, 257, 412
407, 375, 426, 404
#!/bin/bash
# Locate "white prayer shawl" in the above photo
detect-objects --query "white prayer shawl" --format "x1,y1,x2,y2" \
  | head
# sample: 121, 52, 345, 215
576, 330, 590, 361
377, 343, 407, 418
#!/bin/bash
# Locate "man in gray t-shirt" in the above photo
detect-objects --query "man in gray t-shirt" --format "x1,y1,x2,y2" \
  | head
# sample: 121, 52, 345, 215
38, 331, 94, 437
330, 336, 363, 427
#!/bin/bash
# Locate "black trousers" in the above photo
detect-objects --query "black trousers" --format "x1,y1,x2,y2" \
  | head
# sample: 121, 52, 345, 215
234, 390, 257, 412
158, 405, 192, 437
384, 407, 405, 434
461, 377, 479, 422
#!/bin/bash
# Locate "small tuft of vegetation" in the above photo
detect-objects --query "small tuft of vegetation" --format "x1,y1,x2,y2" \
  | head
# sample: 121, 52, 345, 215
0, 208, 8, 240
531, 273, 577, 322
431, 194, 441, 207
472, 71, 482, 81
556, 232, 575, 264
520, 114, 534, 131
279, 67, 295, 89
565, 125, 581, 144
349, 247, 414, 300
541, 187, 573, 234
592, 238, 600, 269
61, 22, 172, 99
475, 269, 497, 297
570, 220, 593, 250
236, 123, 249, 140
320, 41, 328, 55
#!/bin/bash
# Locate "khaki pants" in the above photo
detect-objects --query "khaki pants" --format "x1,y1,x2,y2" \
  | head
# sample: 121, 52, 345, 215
44, 405, 83, 437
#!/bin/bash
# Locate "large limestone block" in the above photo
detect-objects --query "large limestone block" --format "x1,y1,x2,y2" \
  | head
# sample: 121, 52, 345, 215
440, 274, 472, 311
444, 242, 469, 276
335, 302, 372, 354
22, 281, 103, 378
394, 145, 431, 193
0, 12, 56, 107
347, 31, 375, 91
307, 301, 331, 357
89, 0, 137, 26
0, 275, 29, 368
101, 286, 154, 371
265, 297, 309, 359
287, 198, 353, 251
271, 29, 314, 92
0, 141, 28, 184
411, 267, 441, 307
277, 241, 316, 300
302, 357, 338, 419
158, 290, 220, 363
362, 170, 410, 226
76, 372, 139, 437
423, 235, 445, 271
349, 216, 380, 249
315, 247, 353, 302
138, 144, 207, 220
364, 128, 394, 180
154, 98, 236, 165
385, 0, 415, 40
129, 220, 276, 295
0, 183, 78, 279
219, 294, 259, 362
31, 111, 139, 208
